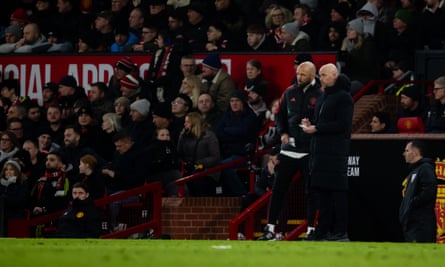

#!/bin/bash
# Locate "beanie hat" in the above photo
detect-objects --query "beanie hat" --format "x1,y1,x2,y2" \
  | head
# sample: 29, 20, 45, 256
5, 159, 21, 172
5, 25, 22, 39
97, 10, 115, 24
248, 82, 267, 98
332, 2, 351, 20
116, 57, 135, 73
394, 9, 412, 25
281, 21, 299, 37
229, 90, 247, 102
77, 105, 93, 117
10, 8, 29, 22
120, 74, 139, 89
59, 75, 78, 88
43, 82, 59, 95
401, 84, 421, 101
188, 2, 208, 16
130, 99, 151, 117
176, 93, 193, 108
114, 96, 130, 109
347, 18, 364, 35
202, 53, 222, 70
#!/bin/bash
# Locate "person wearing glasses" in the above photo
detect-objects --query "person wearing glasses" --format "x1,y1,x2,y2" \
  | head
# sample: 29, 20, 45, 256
170, 94, 193, 144
425, 76, 445, 133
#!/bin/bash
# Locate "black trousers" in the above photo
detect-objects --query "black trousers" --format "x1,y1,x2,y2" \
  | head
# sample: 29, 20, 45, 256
315, 189, 348, 237
267, 154, 318, 227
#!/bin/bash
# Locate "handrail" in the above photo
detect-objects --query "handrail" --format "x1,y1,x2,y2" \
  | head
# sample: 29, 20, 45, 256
8, 182, 163, 238
229, 172, 302, 240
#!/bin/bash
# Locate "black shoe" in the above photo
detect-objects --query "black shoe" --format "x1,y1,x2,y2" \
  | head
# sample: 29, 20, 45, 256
303, 230, 316, 241
325, 232, 350, 242
257, 230, 275, 241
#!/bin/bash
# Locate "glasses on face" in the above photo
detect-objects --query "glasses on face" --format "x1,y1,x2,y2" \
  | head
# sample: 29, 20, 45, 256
272, 13, 284, 17
1, 138, 11, 142
171, 101, 185, 105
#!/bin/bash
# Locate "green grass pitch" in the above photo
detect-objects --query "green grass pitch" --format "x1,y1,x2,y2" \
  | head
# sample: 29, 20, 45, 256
0, 239, 444, 267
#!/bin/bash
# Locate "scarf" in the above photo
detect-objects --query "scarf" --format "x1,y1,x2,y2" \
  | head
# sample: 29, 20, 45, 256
0, 176, 17, 187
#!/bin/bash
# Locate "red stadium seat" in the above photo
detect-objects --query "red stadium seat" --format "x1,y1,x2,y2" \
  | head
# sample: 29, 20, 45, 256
397, 117, 425, 133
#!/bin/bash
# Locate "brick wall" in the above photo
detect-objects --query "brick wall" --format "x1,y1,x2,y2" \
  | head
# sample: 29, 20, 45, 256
162, 197, 242, 240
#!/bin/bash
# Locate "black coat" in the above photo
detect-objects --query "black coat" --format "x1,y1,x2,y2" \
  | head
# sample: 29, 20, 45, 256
399, 158, 437, 242
309, 75, 354, 191
56, 197, 101, 238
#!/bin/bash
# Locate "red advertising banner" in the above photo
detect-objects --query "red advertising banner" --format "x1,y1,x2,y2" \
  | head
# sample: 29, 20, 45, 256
0, 53, 336, 105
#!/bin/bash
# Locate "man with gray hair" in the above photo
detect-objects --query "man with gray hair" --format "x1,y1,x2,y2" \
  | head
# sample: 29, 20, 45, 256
425, 75, 445, 133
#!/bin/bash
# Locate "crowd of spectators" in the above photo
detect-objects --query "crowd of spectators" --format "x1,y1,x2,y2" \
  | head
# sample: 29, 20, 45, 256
1, 0, 445, 236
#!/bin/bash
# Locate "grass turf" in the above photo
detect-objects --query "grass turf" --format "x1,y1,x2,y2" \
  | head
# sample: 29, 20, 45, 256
0, 239, 444, 267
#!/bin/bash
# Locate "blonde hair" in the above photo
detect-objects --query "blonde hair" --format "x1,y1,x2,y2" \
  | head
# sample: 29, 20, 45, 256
102, 112, 122, 132
181, 112, 206, 140
0, 161, 27, 184
182, 75, 204, 108
265, 6, 293, 29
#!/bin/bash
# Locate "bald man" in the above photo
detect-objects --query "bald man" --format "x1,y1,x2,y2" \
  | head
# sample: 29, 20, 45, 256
301, 63, 354, 241
14, 23, 49, 53
258, 61, 322, 240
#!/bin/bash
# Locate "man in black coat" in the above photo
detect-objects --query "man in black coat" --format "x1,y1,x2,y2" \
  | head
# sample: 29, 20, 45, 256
399, 140, 437, 242
302, 63, 354, 241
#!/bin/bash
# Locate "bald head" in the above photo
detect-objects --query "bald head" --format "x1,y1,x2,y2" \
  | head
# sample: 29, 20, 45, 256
296, 61, 316, 86
319, 63, 338, 88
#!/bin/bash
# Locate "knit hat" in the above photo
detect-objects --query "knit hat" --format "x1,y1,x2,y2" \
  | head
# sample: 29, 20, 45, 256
5, 25, 22, 39
115, 57, 135, 73
97, 10, 115, 24
229, 90, 247, 102
332, 2, 351, 20
59, 75, 78, 88
77, 105, 93, 117
43, 82, 59, 95
5, 159, 21, 172
120, 74, 139, 89
281, 21, 299, 37
347, 18, 364, 35
114, 96, 130, 109
394, 9, 412, 25
130, 99, 151, 117
176, 93, 193, 108
248, 83, 267, 98
401, 84, 421, 101
202, 53, 222, 70
188, 2, 208, 16
10, 8, 29, 23
37, 125, 52, 137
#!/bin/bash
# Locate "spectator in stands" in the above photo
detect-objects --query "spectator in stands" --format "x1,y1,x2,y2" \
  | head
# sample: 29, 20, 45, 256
114, 96, 131, 128
128, 7, 145, 39
77, 30, 106, 53
7, 118, 25, 146
145, 0, 169, 32
93, 10, 116, 51
317, 2, 351, 52
399, 140, 437, 242
41, 82, 59, 109
30, 151, 70, 216
265, 5, 293, 49
177, 112, 221, 196
280, 21, 312, 52
301, 63, 354, 242
0, 131, 22, 169
44, 105, 65, 146
147, 128, 181, 196
197, 93, 222, 129
76, 105, 108, 159
396, 84, 428, 124
44, 28, 74, 53
170, 94, 193, 145
119, 73, 142, 103
9, 8, 29, 30
383, 9, 416, 79
78, 155, 106, 200
36, 126, 60, 153
89, 82, 114, 123
110, 23, 139, 52
417, 0, 445, 50
369, 111, 391, 133
167, 9, 186, 41
55, 182, 101, 238
199, 53, 236, 113
151, 102, 173, 131
101, 112, 123, 159
205, 20, 236, 52
0, 25, 23, 54
169, 54, 198, 100
180, 75, 204, 109
258, 61, 322, 241
339, 18, 380, 95
245, 23, 277, 51
213, 0, 247, 47
30, 0, 57, 36
58, 75, 87, 123
6, 104, 26, 122
1, 79, 20, 104
292, 3, 321, 50
215, 90, 258, 196
111, 0, 132, 27
108, 57, 137, 100
243, 60, 269, 126
102, 130, 150, 231
126, 99, 155, 148
0, 159, 29, 233
22, 139, 46, 187
425, 76, 445, 133
318, 21, 345, 51
183, 2, 210, 51
125, 23, 158, 52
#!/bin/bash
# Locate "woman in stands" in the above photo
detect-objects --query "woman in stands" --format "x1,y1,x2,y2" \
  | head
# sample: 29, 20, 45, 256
0, 159, 28, 235
180, 75, 204, 109
177, 112, 221, 196
264, 5, 293, 49
79, 154, 106, 200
